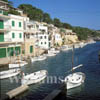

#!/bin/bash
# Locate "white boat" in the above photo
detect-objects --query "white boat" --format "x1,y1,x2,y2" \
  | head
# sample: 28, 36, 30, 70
0, 69, 20, 79
64, 72, 85, 89
21, 70, 47, 85
37, 55, 47, 61
48, 48, 60, 54
9, 60, 28, 68
74, 44, 81, 49
31, 55, 47, 62
47, 53, 56, 57
67, 46, 72, 50
62, 45, 85, 90
31, 56, 39, 62
61, 46, 68, 51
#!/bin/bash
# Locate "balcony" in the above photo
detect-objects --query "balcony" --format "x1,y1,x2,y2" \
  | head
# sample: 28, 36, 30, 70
0, 0, 9, 11
0, 38, 22, 45
0, 25, 11, 32
0, 38, 12, 44
24, 29, 41, 34
0, 10, 10, 19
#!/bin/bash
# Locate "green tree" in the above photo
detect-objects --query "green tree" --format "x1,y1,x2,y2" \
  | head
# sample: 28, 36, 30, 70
18, 4, 44, 22
62, 23, 72, 29
43, 13, 52, 24
53, 18, 62, 27
1, 0, 8, 2
8, 9, 20, 15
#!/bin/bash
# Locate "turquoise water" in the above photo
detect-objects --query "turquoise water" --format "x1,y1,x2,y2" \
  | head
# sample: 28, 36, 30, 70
0, 42, 100, 100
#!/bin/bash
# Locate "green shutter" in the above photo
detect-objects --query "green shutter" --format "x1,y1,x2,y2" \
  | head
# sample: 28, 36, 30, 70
0, 20, 4, 29
30, 46, 33, 53
3, 11, 8, 16
15, 46, 21, 55
19, 22, 21, 27
12, 33, 15, 38
12, 21, 15, 27
19, 33, 22, 38
7, 47, 14, 56
0, 10, 2, 14
0, 48, 6, 58
0, 33, 4, 42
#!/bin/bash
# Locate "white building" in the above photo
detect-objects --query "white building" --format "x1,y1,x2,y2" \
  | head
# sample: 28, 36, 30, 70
54, 33, 62, 41
4, 14, 24, 42
35, 33, 50, 49
53, 33, 62, 46
37, 24, 48, 33
0, 2, 25, 58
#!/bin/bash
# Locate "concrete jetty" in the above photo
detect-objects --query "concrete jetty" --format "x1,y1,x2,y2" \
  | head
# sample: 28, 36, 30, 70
6, 85, 29, 99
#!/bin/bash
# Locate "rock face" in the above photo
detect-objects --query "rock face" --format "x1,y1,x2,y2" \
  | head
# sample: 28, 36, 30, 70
48, 24, 79, 46
64, 35, 79, 44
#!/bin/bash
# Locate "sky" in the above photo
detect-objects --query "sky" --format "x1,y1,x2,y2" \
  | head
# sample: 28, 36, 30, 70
9, 0, 100, 30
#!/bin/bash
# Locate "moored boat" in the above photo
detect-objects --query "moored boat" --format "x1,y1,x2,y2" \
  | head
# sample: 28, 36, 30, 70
48, 48, 60, 54
0, 69, 20, 79
47, 53, 56, 57
9, 60, 28, 68
64, 72, 85, 89
21, 70, 47, 85
61, 45, 85, 90
61, 45, 68, 51
31, 55, 47, 62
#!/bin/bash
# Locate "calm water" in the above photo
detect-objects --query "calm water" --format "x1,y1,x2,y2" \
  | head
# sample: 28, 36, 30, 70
0, 42, 100, 100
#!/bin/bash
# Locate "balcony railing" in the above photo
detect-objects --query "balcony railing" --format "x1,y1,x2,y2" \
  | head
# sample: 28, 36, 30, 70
0, 10, 8, 16
5, 38, 12, 42
0, 25, 11, 32
4, 25, 11, 30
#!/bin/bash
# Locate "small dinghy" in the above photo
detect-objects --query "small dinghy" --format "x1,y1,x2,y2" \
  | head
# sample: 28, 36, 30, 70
31, 55, 47, 62
47, 53, 56, 57
31, 56, 39, 62
48, 48, 60, 54
9, 60, 28, 68
21, 70, 47, 85
37, 55, 47, 61
61, 46, 68, 51
0, 69, 20, 79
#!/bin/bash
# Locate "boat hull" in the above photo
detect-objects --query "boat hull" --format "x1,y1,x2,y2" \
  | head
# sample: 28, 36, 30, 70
0, 69, 20, 79
65, 72, 85, 90
9, 61, 28, 68
21, 70, 47, 85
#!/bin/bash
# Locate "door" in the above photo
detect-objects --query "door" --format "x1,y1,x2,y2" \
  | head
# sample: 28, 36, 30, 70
0, 33, 4, 42
7, 47, 14, 56
0, 48, 6, 58
0, 20, 4, 29
30, 46, 33, 53
15, 46, 21, 55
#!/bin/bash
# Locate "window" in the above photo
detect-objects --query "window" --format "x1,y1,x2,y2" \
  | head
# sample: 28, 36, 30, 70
19, 22, 21, 27
12, 33, 15, 38
45, 42, 46, 44
12, 21, 15, 27
19, 33, 22, 38
44, 36, 47, 39
41, 42, 43, 44
40, 36, 42, 39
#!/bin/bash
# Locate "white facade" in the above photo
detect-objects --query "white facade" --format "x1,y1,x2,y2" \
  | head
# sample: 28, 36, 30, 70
38, 25, 48, 33
54, 33, 62, 41
66, 29, 72, 33
4, 14, 24, 42
36, 33, 50, 49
